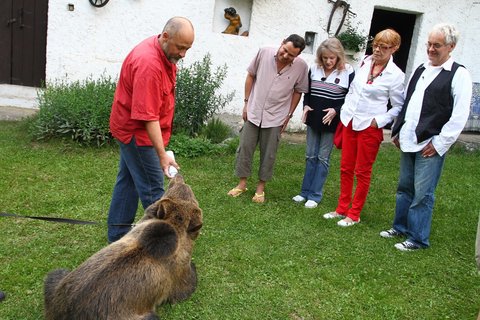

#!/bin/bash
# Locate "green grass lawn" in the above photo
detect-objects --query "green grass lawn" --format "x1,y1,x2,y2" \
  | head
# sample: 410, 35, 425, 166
1, 120, 479, 319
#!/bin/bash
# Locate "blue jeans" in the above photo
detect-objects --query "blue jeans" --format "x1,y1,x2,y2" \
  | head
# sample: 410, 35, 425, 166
299, 126, 334, 203
392, 151, 445, 248
107, 138, 165, 243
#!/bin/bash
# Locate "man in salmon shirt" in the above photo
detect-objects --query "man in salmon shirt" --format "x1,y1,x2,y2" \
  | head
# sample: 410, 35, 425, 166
107, 17, 194, 243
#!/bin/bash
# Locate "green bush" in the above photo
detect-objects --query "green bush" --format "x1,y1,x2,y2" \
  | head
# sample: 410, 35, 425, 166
29, 54, 235, 153
174, 54, 235, 137
168, 132, 238, 158
168, 134, 219, 158
31, 74, 116, 146
201, 117, 232, 144
336, 21, 368, 52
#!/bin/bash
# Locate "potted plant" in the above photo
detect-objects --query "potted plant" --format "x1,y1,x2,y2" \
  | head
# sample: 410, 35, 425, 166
336, 22, 368, 53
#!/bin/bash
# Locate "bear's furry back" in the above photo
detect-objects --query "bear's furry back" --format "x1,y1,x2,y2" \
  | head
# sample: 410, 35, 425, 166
44, 174, 202, 320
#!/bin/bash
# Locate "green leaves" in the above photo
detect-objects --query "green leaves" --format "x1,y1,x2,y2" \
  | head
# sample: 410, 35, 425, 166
31, 74, 116, 146
337, 21, 368, 53
174, 54, 235, 137
30, 53, 236, 147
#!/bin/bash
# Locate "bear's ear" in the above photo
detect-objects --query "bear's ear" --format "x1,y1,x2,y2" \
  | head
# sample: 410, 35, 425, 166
139, 221, 178, 260
157, 198, 179, 220
187, 208, 203, 239
143, 202, 160, 221
143, 198, 173, 221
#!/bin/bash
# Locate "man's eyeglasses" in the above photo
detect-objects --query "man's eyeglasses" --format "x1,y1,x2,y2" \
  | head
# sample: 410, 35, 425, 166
425, 42, 447, 49
372, 44, 393, 51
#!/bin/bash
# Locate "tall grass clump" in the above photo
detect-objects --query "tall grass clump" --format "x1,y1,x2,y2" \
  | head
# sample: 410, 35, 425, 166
174, 53, 235, 137
201, 117, 232, 144
31, 74, 116, 146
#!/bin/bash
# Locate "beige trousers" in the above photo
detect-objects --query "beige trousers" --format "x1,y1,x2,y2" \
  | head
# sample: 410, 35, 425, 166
235, 121, 282, 182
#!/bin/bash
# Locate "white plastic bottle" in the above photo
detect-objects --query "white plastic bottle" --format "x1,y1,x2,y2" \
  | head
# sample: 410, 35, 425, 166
165, 150, 178, 177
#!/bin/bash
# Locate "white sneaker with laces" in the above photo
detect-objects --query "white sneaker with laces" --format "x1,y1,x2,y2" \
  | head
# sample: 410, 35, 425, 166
292, 195, 306, 203
394, 240, 421, 251
304, 200, 318, 208
323, 211, 345, 219
380, 228, 403, 238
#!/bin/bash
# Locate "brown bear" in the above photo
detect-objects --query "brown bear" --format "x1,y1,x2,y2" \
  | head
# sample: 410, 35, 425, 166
44, 174, 203, 320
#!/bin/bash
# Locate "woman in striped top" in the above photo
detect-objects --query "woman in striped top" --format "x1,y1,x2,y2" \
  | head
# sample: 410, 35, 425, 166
292, 38, 354, 209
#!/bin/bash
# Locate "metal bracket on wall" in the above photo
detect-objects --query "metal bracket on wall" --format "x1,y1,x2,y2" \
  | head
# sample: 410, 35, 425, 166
326, 0, 356, 36
89, 0, 109, 8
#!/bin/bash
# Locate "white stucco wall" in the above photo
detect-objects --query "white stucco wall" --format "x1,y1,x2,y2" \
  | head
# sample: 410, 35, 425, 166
43, 0, 479, 129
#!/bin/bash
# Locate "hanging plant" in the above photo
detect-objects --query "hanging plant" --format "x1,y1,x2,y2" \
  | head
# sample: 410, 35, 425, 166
336, 22, 368, 53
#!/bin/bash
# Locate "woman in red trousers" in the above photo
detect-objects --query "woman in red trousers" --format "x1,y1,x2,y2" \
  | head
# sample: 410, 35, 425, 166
324, 29, 405, 227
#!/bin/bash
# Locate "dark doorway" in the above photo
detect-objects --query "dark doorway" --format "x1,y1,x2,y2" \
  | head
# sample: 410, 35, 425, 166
366, 8, 416, 72
0, 0, 48, 87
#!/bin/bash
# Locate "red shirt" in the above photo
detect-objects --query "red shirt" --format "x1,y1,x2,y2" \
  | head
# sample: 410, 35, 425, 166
110, 35, 177, 146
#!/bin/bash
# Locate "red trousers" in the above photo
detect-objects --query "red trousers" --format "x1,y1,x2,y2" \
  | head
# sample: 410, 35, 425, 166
335, 121, 383, 221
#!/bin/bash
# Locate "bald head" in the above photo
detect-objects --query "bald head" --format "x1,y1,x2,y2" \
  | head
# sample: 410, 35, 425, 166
159, 17, 195, 64
162, 17, 194, 35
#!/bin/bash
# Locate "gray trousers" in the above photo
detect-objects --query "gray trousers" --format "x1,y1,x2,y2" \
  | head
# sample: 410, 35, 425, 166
235, 121, 282, 181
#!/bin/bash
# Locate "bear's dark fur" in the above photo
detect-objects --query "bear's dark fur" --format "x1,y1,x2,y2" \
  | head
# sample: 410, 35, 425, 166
44, 174, 203, 320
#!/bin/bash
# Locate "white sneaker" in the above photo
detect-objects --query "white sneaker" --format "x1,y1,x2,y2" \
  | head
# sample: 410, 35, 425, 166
304, 200, 318, 208
380, 228, 403, 238
323, 211, 345, 219
394, 240, 421, 251
292, 195, 306, 203
337, 218, 360, 227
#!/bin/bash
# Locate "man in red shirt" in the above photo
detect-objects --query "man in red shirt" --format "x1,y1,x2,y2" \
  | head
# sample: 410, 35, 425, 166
107, 17, 194, 243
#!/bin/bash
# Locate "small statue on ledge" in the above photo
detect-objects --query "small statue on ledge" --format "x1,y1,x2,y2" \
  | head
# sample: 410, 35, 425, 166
222, 7, 242, 35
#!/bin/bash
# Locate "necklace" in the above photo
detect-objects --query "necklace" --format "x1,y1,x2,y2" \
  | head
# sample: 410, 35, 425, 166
367, 61, 387, 84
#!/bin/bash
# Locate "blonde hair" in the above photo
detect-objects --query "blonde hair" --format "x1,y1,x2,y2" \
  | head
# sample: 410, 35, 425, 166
373, 28, 401, 50
316, 37, 346, 71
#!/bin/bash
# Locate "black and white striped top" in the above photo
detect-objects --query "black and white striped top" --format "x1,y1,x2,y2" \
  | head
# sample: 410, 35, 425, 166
304, 64, 354, 132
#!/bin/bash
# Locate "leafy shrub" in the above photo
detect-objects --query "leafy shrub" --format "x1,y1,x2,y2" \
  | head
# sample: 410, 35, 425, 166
336, 21, 368, 52
201, 118, 232, 144
174, 54, 235, 137
168, 134, 219, 158
30, 53, 235, 154
31, 75, 116, 146
168, 132, 239, 158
